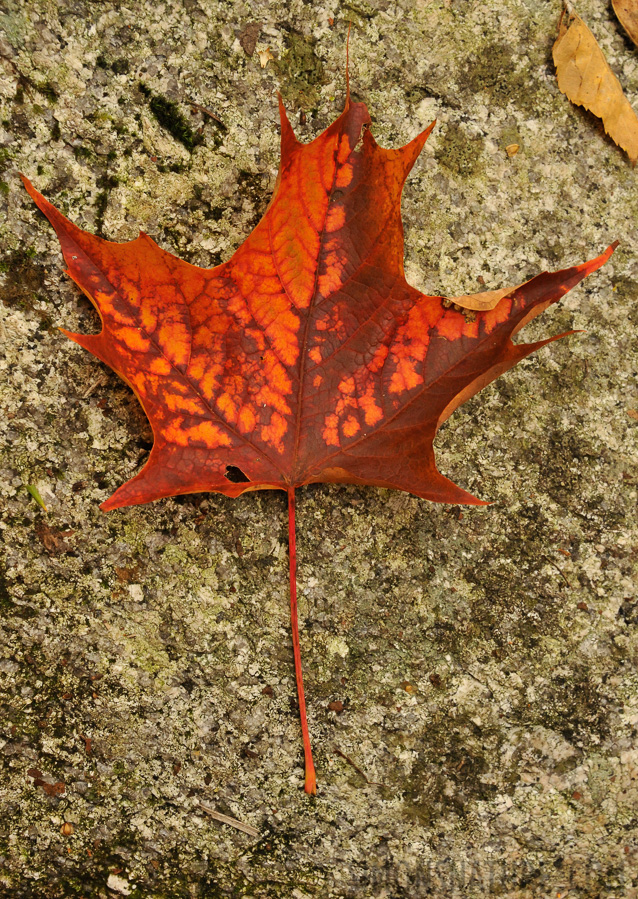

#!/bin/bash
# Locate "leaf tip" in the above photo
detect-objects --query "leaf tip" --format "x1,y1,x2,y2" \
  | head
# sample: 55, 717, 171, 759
26, 484, 48, 511
19, 173, 39, 201
278, 95, 297, 152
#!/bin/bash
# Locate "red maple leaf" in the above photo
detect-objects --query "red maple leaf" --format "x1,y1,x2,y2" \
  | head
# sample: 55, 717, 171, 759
22, 79, 615, 794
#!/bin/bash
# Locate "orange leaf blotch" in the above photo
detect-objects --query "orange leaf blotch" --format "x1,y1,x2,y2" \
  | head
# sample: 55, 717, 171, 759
395, 302, 435, 351
389, 358, 423, 394
115, 326, 152, 353
157, 320, 191, 369
335, 162, 354, 189
337, 133, 352, 164
139, 303, 159, 335
225, 288, 257, 330
262, 308, 301, 368
439, 304, 489, 341
461, 317, 480, 340
325, 205, 346, 233
237, 406, 257, 435
149, 356, 173, 376
482, 297, 514, 334
342, 415, 361, 438
387, 304, 431, 394
259, 351, 293, 406
314, 307, 347, 342
322, 413, 340, 447
194, 309, 231, 339
244, 327, 267, 355
418, 295, 445, 329
309, 348, 322, 364
170, 420, 233, 449
366, 343, 389, 374
255, 383, 292, 417
189, 360, 222, 402
163, 391, 204, 416
89, 289, 134, 325
436, 309, 467, 341
359, 387, 383, 427
312, 374, 322, 387
217, 391, 238, 422
338, 376, 356, 396
261, 410, 287, 453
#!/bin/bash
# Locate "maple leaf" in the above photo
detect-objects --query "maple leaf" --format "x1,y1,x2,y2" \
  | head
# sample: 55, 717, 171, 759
22, 78, 615, 795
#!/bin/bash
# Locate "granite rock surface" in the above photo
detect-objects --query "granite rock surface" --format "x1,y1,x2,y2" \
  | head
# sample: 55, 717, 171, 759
0, 0, 637, 896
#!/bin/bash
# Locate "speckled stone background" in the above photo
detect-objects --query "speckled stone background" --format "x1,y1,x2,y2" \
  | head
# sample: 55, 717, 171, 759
0, 0, 637, 896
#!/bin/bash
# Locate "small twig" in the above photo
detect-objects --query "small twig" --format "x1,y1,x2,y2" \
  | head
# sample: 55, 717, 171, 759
199, 804, 259, 838
543, 555, 571, 587
82, 372, 109, 399
334, 746, 385, 786
189, 102, 225, 127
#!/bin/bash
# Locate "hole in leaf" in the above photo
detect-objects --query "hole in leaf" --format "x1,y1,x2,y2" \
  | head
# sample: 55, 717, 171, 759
224, 465, 250, 483
353, 123, 368, 153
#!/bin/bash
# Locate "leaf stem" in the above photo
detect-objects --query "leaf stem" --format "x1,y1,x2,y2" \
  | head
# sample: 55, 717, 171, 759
287, 487, 316, 794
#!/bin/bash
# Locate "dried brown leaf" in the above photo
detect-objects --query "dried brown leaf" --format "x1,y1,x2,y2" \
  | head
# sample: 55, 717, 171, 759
613, 0, 638, 48
34, 521, 74, 554
553, 8, 638, 164
447, 283, 521, 312
239, 21, 261, 57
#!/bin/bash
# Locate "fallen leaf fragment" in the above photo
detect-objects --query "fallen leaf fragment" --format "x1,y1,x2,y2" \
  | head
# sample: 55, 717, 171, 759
553, 7, 638, 164
447, 282, 522, 312
258, 47, 274, 68
505, 143, 520, 157
239, 21, 261, 57
613, 0, 638, 48
627, 409, 638, 420
34, 521, 73, 554
199, 804, 259, 837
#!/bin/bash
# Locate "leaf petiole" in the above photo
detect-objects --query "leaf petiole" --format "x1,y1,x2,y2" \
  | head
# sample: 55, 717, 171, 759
287, 487, 316, 794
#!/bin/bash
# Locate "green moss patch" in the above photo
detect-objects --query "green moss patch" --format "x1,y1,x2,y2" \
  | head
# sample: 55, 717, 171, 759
275, 32, 325, 110
435, 123, 484, 178
139, 83, 203, 152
